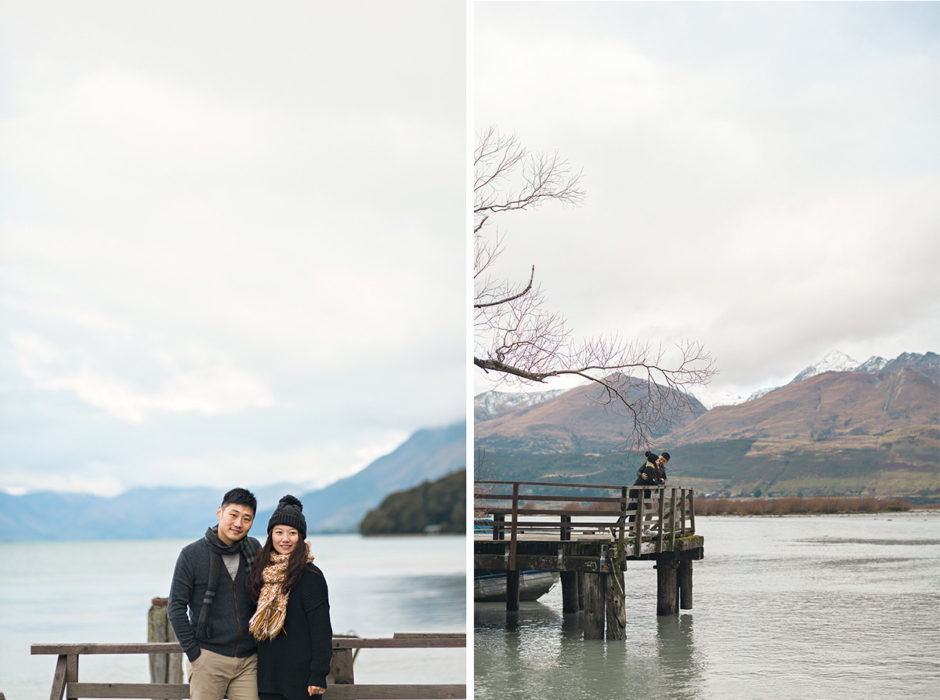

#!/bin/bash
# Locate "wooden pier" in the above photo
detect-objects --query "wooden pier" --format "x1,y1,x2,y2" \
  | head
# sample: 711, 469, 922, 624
474, 480, 704, 639
31, 633, 466, 699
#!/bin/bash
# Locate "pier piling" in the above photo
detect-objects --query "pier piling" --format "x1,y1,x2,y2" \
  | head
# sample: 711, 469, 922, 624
560, 571, 579, 614
475, 480, 704, 639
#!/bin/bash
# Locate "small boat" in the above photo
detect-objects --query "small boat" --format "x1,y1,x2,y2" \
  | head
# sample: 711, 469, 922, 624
474, 569, 559, 602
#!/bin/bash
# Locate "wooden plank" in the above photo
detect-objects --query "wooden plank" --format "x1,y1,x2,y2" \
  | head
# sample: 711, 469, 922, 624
680, 489, 687, 536
480, 494, 627, 504
49, 654, 67, 700
670, 489, 678, 550
33, 643, 182, 656
689, 490, 696, 534
633, 491, 644, 557
657, 489, 666, 553
618, 487, 627, 545
331, 637, 465, 649
66, 683, 189, 698
392, 633, 465, 640
324, 685, 466, 699
476, 479, 663, 490
65, 654, 78, 700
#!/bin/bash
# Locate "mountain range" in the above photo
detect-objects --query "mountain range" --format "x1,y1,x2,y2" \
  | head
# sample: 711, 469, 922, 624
475, 352, 939, 500
0, 421, 465, 541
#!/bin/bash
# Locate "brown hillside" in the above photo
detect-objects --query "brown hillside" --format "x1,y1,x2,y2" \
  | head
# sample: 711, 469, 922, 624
476, 375, 706, 453
666, 367, 939, 445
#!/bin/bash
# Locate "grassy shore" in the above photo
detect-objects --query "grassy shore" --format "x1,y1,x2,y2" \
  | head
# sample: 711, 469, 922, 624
694, 496, 918, 516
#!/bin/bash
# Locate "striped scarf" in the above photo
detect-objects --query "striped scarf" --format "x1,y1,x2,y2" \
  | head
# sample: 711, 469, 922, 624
249, 542, 313, 641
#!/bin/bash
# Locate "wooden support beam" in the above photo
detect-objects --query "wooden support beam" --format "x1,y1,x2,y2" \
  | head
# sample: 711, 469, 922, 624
656, 559, 679, 616
577, 572, 584, 611
560, 571, 579, 614
49, 654, 67, 700
581, 573, 605, 639
66, 654, 78, 700
678, 559, 693, 610
505, 570, 520, 612
604, 568, 626, 640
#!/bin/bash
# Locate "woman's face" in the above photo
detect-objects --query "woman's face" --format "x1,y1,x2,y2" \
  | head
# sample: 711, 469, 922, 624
271, 525, 300, 555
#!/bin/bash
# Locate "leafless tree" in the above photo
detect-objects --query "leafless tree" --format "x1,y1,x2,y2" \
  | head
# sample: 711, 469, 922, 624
474, 127, 716, 448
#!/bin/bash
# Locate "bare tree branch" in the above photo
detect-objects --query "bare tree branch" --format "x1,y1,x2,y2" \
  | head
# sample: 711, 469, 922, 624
473, 127, 717, 449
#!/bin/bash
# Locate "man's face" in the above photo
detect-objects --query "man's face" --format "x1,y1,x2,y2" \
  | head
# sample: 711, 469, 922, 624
217, 503, 254, 545
656, 456, 666, 467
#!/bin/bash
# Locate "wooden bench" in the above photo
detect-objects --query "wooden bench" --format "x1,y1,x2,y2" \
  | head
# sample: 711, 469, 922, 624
31, 633, 466, 699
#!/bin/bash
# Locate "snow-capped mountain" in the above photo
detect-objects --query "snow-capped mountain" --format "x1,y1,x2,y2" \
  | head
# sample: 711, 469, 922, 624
789, 350, 860, 384
474, 389, 565, 421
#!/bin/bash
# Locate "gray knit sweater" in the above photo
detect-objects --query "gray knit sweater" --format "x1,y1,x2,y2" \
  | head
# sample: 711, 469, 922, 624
167, 534, 262, 662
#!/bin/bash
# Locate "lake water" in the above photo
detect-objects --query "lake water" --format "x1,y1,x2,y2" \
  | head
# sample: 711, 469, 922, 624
0, 534, 465, 699
475, 512, 940, 699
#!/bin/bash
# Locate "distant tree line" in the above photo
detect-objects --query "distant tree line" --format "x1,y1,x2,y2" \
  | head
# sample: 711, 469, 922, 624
695, 496, 913, 516
359, 469, 466, 535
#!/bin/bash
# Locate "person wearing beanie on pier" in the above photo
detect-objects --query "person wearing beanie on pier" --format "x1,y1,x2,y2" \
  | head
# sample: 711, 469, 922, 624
167, 487, 263, 700
628, 450, 671, 533
249, 495, 333, 699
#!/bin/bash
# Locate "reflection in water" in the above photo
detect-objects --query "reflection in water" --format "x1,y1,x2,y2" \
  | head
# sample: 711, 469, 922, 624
476, 514, 940, 699
475, 597, 703, 700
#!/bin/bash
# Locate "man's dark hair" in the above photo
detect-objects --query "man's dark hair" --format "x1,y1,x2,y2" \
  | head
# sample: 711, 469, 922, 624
221, 487, 257, 515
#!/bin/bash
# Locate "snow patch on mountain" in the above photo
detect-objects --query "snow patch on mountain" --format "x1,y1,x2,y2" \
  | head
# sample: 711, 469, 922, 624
474, 389, 565, 421
789, 350, 860, 384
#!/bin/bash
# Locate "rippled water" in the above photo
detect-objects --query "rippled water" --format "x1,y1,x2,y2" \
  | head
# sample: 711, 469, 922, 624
475, 513, 940, 699
0, 535, 465, 698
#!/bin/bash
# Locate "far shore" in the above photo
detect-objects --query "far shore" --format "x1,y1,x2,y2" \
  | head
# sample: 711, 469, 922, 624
694, 496, 939, 516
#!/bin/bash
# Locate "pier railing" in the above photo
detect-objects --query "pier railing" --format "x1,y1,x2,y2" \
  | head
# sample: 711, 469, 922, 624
31, 633, 466, 699
474, 480, 695, 563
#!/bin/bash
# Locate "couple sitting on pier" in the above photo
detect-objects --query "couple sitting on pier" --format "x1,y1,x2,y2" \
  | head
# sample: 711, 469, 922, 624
167, 488, 332, 700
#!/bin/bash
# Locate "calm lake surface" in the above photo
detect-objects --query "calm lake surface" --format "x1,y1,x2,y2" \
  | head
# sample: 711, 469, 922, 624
475, 513, 940, 699
0, 534, 465, 699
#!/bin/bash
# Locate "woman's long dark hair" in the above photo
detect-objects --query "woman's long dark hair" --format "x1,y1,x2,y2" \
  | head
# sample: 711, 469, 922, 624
249, 531, 310, 601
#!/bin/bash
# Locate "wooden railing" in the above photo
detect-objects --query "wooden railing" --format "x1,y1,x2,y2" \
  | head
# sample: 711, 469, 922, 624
31, 633, 466, 699
474, 480, 695, 561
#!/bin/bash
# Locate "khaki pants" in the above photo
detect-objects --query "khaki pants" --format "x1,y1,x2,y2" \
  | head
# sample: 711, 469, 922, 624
188, 648, 259, 700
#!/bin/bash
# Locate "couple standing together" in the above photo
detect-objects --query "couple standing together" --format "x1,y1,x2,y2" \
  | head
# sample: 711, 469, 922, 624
167, 488, 333, 700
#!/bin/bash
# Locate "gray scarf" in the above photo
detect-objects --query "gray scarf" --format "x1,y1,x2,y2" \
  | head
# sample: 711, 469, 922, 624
195, 526, 258, 639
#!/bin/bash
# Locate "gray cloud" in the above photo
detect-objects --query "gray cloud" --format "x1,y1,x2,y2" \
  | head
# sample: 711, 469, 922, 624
1, 0, 466, 494
475, 2, 940, 403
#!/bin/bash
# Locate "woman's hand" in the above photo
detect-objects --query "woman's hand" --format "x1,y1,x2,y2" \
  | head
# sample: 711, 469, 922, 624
308, 686, 326, 696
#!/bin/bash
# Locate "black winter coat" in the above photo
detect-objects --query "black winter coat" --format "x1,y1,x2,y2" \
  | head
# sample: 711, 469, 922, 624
257, 564, 333, 698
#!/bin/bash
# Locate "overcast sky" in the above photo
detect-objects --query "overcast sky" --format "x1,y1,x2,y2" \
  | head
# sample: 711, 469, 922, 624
474, 1, 940, 406
1, 0, 466, 495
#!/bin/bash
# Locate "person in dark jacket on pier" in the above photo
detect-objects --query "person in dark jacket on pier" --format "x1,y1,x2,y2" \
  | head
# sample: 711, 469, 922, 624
628, 451, 671, 530
249, 495, 333, 699
168, 487, 262, 700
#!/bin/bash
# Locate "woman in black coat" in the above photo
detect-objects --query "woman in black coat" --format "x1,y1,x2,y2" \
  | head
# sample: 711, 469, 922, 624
249, 496, 333, 699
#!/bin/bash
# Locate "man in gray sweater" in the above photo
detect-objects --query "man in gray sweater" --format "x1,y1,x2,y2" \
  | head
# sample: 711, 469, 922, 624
168, 488, 262, 700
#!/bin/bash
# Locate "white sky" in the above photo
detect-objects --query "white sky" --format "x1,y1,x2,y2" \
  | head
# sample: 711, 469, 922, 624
0, 0, 466, 495
474, 1, 940, 404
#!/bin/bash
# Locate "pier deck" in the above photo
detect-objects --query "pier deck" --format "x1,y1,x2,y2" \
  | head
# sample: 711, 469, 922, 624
474, 480, 705, 639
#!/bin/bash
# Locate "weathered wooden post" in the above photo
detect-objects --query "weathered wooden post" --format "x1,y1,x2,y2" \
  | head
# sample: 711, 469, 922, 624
148, 597, 182, 697
656, 558, 679, 616
560, 571, 579, 614
678, 558, 693, 610
506, 570, 521, 612
577, 571, 585, 611
604, 566, 626, 640
581, 572, 605, 638
328, 645, 355, 685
